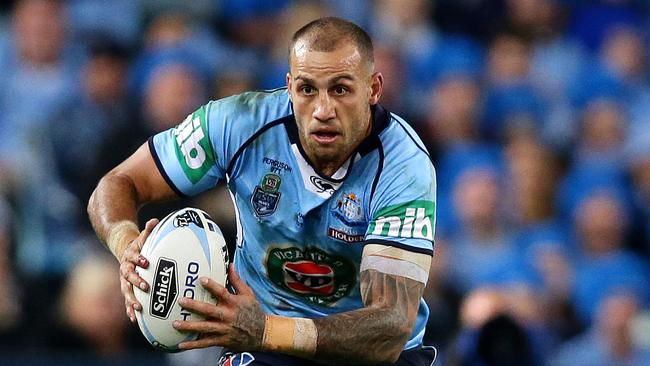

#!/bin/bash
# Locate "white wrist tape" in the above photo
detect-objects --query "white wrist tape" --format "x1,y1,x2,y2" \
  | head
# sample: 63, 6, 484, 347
106, 221, 139, 259
262, 315, 318, 356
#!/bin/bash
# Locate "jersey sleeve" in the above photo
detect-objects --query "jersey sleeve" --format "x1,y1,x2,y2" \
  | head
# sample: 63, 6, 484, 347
149, 89, 292, 197
365, 125, 437, 256
149, 103, 225, 197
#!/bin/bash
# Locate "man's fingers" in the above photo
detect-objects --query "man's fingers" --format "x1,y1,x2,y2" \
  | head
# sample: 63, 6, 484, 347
173, 320, 229, 334
121, 279, 141, 322
122, 263, 149, 291
125, 304, 135, 323
145, 218, 159, 230
137, 255, 149, 268
200, 277, 232, 302
120, 261, 134, 277
122, 281, 142, 310
178, 335, 221, 350
178, 297, 227, 320
138, 218, 159, 245
227, 265, 252, 295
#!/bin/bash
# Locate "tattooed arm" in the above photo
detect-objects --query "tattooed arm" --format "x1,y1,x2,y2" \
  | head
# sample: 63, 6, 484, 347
313, 268, 426, 364
176, 245, 431, 365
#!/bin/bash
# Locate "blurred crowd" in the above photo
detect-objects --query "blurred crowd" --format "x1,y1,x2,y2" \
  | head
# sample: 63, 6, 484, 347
1, 0, 650, 365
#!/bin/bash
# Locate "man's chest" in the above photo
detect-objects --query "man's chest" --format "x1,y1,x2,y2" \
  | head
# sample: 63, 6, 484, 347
228, 147, 376, 245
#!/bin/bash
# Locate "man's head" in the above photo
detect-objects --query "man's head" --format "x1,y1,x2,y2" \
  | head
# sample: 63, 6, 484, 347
13, 0, 65, 65
287, 17, 374, 70
286, 17, 383, 176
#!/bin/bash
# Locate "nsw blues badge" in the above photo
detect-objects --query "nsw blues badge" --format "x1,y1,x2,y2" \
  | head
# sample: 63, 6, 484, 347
251, 173, 281, 217
328, 192, 366, 243
333, 192, 365, 226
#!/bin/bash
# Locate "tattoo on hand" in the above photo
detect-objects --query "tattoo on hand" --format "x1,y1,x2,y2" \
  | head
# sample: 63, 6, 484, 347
228, 299, 266, 352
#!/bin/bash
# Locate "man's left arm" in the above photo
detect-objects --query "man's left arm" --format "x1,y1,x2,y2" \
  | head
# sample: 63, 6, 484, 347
313, 266, 426, 363
174, 246, 430, 365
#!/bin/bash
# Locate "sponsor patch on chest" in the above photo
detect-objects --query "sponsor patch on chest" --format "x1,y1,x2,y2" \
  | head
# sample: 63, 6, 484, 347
266, 247, 356, 306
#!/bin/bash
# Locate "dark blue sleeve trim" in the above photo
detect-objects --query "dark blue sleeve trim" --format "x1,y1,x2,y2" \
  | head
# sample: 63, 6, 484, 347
394, 119, 431, 159
369, 140, 384, 208
364, 239, 433, 256
225, 116, 289, 176
147, 136, 189, 199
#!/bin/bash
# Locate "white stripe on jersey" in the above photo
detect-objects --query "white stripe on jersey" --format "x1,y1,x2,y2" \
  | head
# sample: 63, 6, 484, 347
360, 255, 430, 284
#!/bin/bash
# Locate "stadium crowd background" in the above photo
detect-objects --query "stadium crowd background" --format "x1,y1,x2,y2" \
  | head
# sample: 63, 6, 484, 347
1, 0, 650, 365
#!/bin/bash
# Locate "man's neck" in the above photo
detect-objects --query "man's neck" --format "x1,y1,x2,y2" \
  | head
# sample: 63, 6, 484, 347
317, 156, 351, 177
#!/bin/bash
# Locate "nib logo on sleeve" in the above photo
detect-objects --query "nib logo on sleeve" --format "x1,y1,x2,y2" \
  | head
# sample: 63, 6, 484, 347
368, 200, 435, 240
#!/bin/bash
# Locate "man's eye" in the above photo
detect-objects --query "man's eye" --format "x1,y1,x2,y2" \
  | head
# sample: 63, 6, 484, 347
300, 86, 314, 95
333, 86, 347, 95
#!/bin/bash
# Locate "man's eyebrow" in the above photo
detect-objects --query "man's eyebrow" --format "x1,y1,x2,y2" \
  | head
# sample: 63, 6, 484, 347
294, 75, 315, 83
294, 74, 356, 84
331, 74, 356, 83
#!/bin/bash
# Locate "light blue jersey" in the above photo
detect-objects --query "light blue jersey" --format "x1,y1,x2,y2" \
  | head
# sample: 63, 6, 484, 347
150, 88, 436, 350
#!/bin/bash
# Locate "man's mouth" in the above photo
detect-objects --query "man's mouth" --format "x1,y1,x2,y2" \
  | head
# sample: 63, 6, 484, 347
311, 131, 340, 144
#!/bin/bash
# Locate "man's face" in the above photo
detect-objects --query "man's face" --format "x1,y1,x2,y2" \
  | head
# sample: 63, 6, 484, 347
287, 41, 382, 173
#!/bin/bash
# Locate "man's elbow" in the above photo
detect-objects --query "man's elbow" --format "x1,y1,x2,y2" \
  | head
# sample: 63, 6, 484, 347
87, 172, 113, 218
369, 322, 412, 364
374, 348, 404, 364
385, 328, 411, 363
87, 172, 124, 225
87, 183, 98, 216
87, 178, 101, 222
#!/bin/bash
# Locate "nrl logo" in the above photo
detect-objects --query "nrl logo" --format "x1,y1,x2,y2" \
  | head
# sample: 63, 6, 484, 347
310, 176, 336, 195
173, 209, 203, 228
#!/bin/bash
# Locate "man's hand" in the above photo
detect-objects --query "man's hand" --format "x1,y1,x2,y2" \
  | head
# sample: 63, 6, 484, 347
173, 265, 266, 352
120, 218, 158, 323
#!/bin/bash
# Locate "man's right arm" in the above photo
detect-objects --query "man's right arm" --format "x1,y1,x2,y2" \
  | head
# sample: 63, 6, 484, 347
87, 141, 179, 321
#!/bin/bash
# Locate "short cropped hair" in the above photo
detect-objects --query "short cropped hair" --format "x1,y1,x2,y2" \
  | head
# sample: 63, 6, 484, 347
288, 17, 374, 67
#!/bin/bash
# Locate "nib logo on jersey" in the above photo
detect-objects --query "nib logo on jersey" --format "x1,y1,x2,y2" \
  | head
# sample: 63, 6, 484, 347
173, 107, 216, 184
368, 200, 436, 240
150, 258, 178, 319
267, 247, 355, 306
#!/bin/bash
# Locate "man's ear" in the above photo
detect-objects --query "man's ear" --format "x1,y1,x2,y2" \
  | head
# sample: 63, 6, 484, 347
369, 72, 383, 105
286, 72, 293, 101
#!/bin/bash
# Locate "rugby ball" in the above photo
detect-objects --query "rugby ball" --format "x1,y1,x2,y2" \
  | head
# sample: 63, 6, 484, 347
134, 207, 229, 352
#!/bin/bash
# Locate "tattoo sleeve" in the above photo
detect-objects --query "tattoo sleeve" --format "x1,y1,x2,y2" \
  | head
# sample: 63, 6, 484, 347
312, 268, 426, 364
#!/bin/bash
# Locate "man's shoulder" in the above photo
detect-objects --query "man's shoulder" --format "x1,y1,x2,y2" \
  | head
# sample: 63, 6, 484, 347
378, 112, 433, 175
201, 87, 292, 146
206, 87, 291, 126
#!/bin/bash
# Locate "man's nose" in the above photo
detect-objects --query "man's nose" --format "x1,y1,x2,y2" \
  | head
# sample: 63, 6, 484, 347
313, 93, 336, 122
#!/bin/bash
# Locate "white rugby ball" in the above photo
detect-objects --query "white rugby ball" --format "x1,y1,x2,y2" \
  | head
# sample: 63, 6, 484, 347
134, 207, 229, 352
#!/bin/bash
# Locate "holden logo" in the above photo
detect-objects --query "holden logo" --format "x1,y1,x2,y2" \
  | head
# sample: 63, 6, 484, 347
151, 258, 178, 319
310, 176, 335, 194
266, 247, 355, 306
